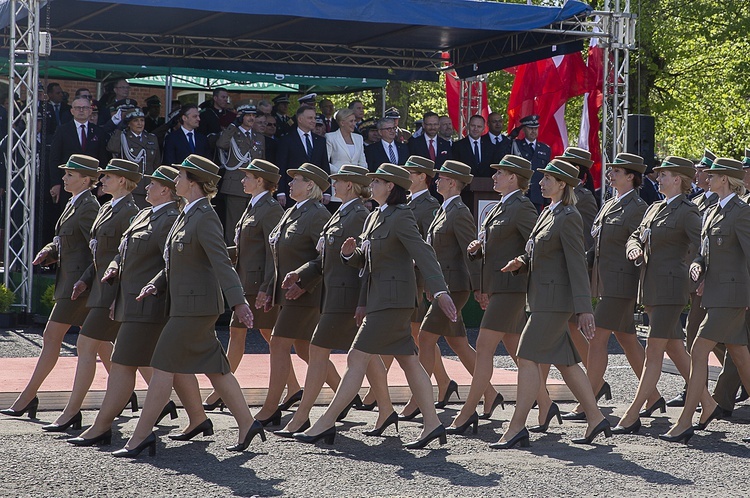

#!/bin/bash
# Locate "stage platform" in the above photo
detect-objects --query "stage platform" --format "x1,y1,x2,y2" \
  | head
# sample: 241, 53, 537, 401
0, 354, 573, 411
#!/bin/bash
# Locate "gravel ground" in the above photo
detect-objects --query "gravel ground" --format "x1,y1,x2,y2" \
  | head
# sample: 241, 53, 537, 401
1, 325, 749, 497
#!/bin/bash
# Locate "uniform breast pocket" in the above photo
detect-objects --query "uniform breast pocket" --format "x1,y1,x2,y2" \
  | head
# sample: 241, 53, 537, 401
327, 227, 344, 246
98, 226, 117, 250
285, 222, 306, 238
176, 284, 207, 312
172, 232, 192, 256
58, 227, 75, 248
370, 229, 389, 252
605, 216, 624, 226
130, 232, 151, 254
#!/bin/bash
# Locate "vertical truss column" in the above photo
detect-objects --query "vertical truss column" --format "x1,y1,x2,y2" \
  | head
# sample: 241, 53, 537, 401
458, 76, 485, 137
4, 0, 40, 312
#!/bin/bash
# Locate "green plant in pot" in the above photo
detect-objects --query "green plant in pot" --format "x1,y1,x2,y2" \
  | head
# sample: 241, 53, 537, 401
0, 284, 17, 327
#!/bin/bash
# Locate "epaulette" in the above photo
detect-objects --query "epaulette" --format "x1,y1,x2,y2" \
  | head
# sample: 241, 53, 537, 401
396, 204, 410, 209
563, 205, 575, 214
199, 203, 210, 211
634, 196, 646, 205
353, 204, 366, 212
268, 197, 278, 204
167, 208, 179, 216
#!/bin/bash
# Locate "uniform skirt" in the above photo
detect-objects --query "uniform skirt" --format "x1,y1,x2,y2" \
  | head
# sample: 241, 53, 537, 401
352, 308, 416, 356
697, 308, 749, 345
645, 305, 684, 340
79, 307, 121, 342
229, 294, 279, 330
421, 290, 469, 337
111, 321, 167, 366
311, 312, 358, 351
272, 305, 319, 341
517, 311, 581, 366
150, 315, 230, 374
410, 285, 429, 323
49, 298, 90, 326
594, 296, 637, 334
480, 292, 527, 334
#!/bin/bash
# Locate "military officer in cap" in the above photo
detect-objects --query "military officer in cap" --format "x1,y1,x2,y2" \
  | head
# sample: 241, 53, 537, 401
511, 114, 551, 213
216, 104, 266, 244
107, 108, 161, 208
272, 94, 294, 138
298, 93, 317, 106
143, 95, 165, 134
384, 106, 411, 143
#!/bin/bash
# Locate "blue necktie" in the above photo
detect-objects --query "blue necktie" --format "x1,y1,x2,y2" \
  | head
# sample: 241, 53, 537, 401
304, 133, 313, 160
388, 143, 396, 163
187, 132, 195, 152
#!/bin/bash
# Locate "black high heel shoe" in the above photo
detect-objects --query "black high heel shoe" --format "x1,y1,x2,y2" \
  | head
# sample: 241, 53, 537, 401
529, 402, 562, 433
736, 386, 749, 404
489, 428, 530, 449
202, 397, 225, 412
68, 429, 112, 447
478, 392, 505, 420
561, 411, 587, 421
693, 404, 724, 431
257, 408, 283, 427
434, 380, 460, 409
611, 418, 641, 435
639, 397, 666, 418
294, 426, 336, 444
398, 407, 421, 422
404, 425, 447, 449
446, 412, 479, 435
357, 400, 377, 411
336, 395, 361, 422
168, 418, 214, 441
155, 400, 178, 425
273, 419, 311, 438
595, 381, 612, 402
571, 418, 612, 445
363, 412, 399, 437
227, 420, 266, 451
42, 411, 82, 432
112, 432, 156, 458
127, 391, 139, 412
1, 397, 39, 419
278, 389, 304, 411
659, 426, 694, 444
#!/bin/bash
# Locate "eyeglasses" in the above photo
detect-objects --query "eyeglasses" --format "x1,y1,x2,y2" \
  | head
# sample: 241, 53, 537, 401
72, 106, 91, 111
266, 123, 276, 127
114, 85, 130, 90
379, 127, 396, 132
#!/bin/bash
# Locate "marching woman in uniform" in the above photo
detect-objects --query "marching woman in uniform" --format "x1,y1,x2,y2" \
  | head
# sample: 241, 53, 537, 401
68, 166, 206, 446
200, 159, 303, 413
1, 155, 99, 420
614, 156, 714, 434
661, 158, 750, 443
252, 164, 337, 427
496, 159, 610, 448
449, 156, 546, 433
276, 165, 396, 436
296, 164, 458, 449
42, 159, 140, 432
116, 155, 262, 457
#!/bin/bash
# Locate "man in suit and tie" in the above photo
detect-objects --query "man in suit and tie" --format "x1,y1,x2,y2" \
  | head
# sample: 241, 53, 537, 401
364, 118, 409, 171
438, 115, 455, 144
272, 94, 294, 138
318, 98, 339, 134
639, 165, 663, 205
511, 114, 551, 212
451, 114, 500, 178
349, 99, 365, 132
275, 105, 328, 208
408, 112, 451, 170
162, 104, 209, 165
43, 82, 72, 139
485, 112, 512, 157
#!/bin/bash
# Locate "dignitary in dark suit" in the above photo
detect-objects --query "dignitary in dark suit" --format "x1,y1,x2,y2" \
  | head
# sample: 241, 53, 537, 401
275, 106, 329, 208
661, 158, 750, 443
639, 167, 663, 205
106, 108, 161, 208
278, 165, 395, 436
272, 94, 294, 138
318, 98, 339, 134
198, 88, 235, 154
2, 156, 99, 420
42, 159, 141, 432
615, 157, 713, 434
485, 112, 512, 157
451, 115, 500, 178
252, 164, 333, 427
511, 115, 551, 212
408, 112, 451, 170
364, 118, 409, 171
497, 159, 610, 448
449, 156, 541, 434
216, 104, 265, 244
297, 164, 457, 449
120, 155, 263, 457
42, 82, 72, 139
162, 104, 209, 165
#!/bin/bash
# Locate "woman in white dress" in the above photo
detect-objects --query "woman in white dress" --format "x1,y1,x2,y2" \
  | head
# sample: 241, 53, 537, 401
325, 108, 367, 211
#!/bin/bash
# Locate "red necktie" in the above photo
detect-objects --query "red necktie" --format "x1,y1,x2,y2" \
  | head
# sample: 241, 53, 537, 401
80, 124, 87, 151
428, 139, 436, 161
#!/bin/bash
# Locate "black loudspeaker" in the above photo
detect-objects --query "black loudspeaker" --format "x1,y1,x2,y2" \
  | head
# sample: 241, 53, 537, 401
626, 114, 655, 169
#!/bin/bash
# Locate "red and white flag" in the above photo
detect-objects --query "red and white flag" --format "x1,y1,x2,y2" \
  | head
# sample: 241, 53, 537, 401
579, 31, 605, 188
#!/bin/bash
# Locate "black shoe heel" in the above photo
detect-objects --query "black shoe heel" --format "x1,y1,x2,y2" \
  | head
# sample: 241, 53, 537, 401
435, 380, 459, 409
278, 389, 303, 411
357, 400, 377, 411
227, 420, 266, 451
155, 400, 178, 426
478, 393, 505, 420
529, 403, 562, 433
611, 418, 641, 435
168, 418, 214, 441
42, 411, 82, 432
595, 382, 612, 401
490, 428, 530, 449
446, 412, 479, 435
1, 396, 39, 419
693, 404, 724, 431
404, 425, 447, 449
112, 432, 156, 458
398, 408, 421, 422
572, 418, 612, 445
128, 392, 139, 412
337, 395, 361, 422
273, 419, 311, 438
202, 397, 225, 412
294, 426, 335, 444
363, 412, 399, 437
639, 397, 666, 418
659, 426, 694, 444
68, 429, 113, 447
257, 408, 283, 427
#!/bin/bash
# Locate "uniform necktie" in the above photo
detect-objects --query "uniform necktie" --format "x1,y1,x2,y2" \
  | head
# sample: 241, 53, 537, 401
187, 132, 195, 152
325, 119, 331, 133
428, 139, 436, 161
246, 131, 252, 139
473, 140, 480, 164
304, 133, 313, 159
388, 143, 396, 163
80, 124, 87, 151
53, 104, 60, 125
529, 142, 535, 152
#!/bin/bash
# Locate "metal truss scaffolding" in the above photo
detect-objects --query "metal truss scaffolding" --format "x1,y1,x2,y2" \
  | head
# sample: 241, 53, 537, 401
4, 0, 40, 313
457, 76, 486, 137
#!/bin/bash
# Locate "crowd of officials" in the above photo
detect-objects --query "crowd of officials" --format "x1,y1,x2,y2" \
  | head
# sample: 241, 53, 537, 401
2, 80, 750, 457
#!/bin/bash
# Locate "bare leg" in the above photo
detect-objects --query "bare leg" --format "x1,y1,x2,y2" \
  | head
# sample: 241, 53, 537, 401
556, 364, 605, 436
452, 329, 503, 427
204, 325, 247, 405
255, 335, 296, 420
395, 354, 442, 439
53, 334, 103, 424
79, 362, 138, 438
445, 335, 496, 404
173, 374, 208, 433
293, 339, 340, 391
363, 354, 394, 405
499, 358, 539, 442
366, 355, 395, 427
7, 321, 70, 409
205, 372, 256, 445
137, 366, 153, 384
614, 330, 662, 405
282, 344, 332, 433
258, 328, 301, 403
413, 322, 451, 399
668, 337, 715, 435
568, 322, 589, 369
97, 341, 113, 372
535, 364, 554, 423
123, 369, 175, 449
618, 338, 673, 427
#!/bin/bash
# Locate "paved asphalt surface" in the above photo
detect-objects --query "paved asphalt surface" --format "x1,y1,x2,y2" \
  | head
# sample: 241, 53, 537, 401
1, 325, 748, 497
